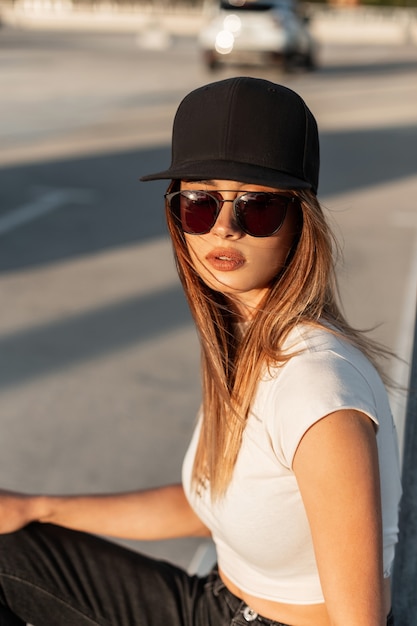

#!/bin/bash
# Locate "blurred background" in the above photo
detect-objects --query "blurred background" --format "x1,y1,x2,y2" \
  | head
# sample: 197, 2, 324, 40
0, 0, 416, 568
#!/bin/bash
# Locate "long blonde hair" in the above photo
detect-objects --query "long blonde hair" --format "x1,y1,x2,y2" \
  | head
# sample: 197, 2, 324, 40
166, 183, 390, 498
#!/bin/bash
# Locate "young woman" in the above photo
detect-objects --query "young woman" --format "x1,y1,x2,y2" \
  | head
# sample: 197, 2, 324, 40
0, 77, 402, 626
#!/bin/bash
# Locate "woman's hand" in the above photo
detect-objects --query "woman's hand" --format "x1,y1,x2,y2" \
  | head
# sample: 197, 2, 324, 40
0, 489, 40, 534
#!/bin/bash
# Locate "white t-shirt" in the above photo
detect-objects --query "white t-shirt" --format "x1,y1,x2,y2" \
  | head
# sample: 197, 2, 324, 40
182, 324, 402, 604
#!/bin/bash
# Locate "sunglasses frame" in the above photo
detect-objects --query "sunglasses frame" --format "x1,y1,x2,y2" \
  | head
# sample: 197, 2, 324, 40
165, 189, 299, 238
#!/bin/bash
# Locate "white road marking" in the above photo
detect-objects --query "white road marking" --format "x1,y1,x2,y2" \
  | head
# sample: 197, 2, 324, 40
389, 211, 417, 455
0, 188, 94, 236
187, 541, 217, 576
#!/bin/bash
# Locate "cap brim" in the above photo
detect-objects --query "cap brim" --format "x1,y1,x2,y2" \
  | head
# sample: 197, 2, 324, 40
140, 160, 313, 192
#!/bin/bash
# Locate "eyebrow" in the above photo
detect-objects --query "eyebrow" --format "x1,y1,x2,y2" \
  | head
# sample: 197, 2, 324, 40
183, 179, 217, 185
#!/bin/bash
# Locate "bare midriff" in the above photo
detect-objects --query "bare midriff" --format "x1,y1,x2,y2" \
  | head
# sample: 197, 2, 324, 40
219, 568, 392, 626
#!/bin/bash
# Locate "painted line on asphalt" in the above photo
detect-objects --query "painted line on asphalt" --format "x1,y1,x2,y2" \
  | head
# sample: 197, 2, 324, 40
187, 541, 217, 576
0, 188, 94, 237
389, 212, 417, 455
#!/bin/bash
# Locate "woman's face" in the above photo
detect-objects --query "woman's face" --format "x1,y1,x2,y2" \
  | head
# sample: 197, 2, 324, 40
180, 179, 301, 318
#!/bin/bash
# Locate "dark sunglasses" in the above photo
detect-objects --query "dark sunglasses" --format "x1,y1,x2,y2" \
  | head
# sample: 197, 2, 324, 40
165, 190, 299, 238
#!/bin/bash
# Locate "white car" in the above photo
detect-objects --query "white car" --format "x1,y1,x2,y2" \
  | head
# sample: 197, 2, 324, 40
199, 0, 317, 72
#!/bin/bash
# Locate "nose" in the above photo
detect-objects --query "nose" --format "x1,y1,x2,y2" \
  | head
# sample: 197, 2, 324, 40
210, 195, 242, 239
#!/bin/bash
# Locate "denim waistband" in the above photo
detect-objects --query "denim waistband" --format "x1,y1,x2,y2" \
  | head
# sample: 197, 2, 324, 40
208, 571, 394, 626
208, 570, 290, 626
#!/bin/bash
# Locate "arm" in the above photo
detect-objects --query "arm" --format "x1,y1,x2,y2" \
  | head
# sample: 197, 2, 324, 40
0, 484, 211, 540
293, 409, 386, 626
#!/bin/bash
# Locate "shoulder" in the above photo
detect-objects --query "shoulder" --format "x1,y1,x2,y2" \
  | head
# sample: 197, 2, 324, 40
274, 323, 382, 399
257, 323, 388, 466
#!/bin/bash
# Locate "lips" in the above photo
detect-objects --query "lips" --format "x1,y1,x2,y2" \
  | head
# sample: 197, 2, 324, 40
206, 248, 246, 272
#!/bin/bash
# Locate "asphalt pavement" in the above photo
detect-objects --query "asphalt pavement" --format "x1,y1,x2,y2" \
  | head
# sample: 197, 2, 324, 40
0, 27, 417, 569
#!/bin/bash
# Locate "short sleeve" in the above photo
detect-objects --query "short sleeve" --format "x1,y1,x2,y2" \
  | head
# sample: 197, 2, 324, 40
265, 350, 379, 468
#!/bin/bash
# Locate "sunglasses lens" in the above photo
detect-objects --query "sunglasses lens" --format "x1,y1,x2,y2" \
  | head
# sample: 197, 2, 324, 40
237, 193, 289, 237
172, 191, 218, 234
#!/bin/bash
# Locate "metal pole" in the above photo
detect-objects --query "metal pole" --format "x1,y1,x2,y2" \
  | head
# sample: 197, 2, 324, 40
392, 305, 417, 625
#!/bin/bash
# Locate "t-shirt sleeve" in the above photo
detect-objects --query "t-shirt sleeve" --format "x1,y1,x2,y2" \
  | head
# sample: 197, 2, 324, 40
265, 351, 379, 469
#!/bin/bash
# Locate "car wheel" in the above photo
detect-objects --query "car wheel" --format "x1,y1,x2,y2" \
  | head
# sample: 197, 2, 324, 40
283, 53, 297, 73
304, 52, 317, 71
203, 51, 221, 72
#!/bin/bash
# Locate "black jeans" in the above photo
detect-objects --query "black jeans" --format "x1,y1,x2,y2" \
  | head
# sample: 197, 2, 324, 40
0, 523, 394, 626
0, 523, 289, 626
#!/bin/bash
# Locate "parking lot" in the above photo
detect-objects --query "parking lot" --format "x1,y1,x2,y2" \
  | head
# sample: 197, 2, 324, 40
1, 23, 417, 566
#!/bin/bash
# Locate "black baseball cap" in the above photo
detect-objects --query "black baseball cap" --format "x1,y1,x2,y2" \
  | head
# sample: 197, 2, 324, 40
140, 76, 320, 194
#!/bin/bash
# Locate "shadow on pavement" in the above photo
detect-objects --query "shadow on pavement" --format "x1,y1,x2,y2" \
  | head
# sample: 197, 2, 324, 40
1, 121, 417, 273
0, 283, 191, 390
318, 56, 417, 78
0, 120, 416, 388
